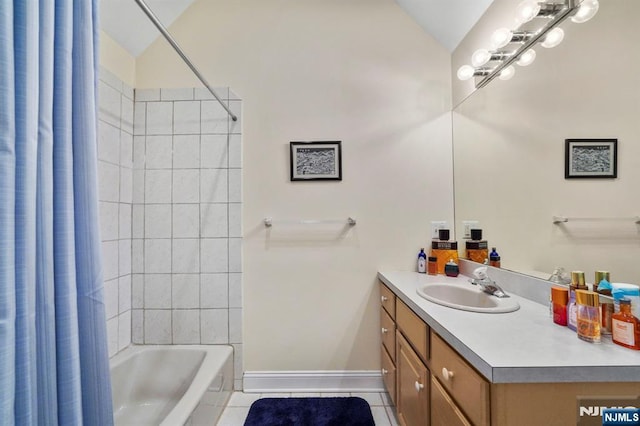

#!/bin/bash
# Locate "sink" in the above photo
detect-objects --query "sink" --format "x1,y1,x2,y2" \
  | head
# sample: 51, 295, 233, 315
416, 284, 520, 313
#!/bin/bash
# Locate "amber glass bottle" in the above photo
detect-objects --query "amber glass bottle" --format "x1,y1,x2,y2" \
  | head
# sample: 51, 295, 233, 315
612, 298, 640, 350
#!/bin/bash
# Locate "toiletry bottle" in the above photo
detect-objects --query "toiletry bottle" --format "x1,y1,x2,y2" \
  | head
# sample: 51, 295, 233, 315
417, 248, 427, 274
576, 290, 601, 343
594, 271, 610, 293
427, 256, 438, 275
567, 271, 588, 332
444, 259, 459, 277
596, 277, 613, 335
551, 286, 569, 326
611, 298, 640, 350
489, 247, 500, 268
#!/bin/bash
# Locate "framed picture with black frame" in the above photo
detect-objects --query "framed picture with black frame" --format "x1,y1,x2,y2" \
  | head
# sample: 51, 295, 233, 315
290, 141, 342, 181
564, 138, 617, 179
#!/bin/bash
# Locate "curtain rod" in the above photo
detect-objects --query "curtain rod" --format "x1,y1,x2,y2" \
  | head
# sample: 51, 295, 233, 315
133, 0, 238, 121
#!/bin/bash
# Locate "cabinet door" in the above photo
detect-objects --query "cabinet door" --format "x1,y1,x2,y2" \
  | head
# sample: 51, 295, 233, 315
396, 331, 429, 426
431, 375, 471, 426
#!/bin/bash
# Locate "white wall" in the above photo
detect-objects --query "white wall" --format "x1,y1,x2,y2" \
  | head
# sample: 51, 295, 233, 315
100, 31, 136, 87
453, 1, 640, 283
136, 0, 454, 372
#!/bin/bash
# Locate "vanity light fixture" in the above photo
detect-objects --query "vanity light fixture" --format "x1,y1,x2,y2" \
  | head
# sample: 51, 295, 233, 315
458, 0, 599, 89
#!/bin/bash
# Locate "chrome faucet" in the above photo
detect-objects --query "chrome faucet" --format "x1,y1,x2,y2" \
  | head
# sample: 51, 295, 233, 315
468, 267, 510, 298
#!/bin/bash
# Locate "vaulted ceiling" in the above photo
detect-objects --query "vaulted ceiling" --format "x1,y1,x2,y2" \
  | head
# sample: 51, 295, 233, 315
100, 0, 494, 57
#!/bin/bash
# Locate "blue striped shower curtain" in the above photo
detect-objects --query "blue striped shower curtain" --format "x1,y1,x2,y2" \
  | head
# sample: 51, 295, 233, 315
0, 0, 113, 424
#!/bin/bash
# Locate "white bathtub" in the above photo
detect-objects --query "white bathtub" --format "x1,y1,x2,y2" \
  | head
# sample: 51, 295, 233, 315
110, 345, 233, 426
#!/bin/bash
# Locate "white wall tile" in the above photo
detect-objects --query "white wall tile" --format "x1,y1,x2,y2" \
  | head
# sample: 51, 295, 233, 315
145, 170, 172, 204
99, 68, 123, 93
102, 240, 119, 281
145, 204, 172, 238
119, 240, 132, 276
174, 101, 201, 135
121, 98, 134, 134
120, 131, 133, 168
173, 204, 199, 238
200, 134, 228, 168
120, 167, 133, 204
228, 203, 242, 237
229, 238, 242, 273
161, 88, 194, 101
200, 309, 229, 344
135, 88, 160, 102
98, 121, 120, 165
172, 239, 200, 273
132, 205, 144, 238
194, 87, 228, 101
228, 169, 242, 203
201, 273, 228, 309
200, 169, 227, 203
132, 274, 144, 309
98, 161, 120, 202
118, 311, 131, 351
172, 274, 200, 309
232, 344, 243, 383
201, 100, 228, 134
133, 136, 145, 169
201, 203, 228, 238
173, 310, 200, 344
200, 239, 228, 273
107, 317, 119, 357
173, 135, 200, 169
119, 204, 132, 240
144, 310, 172, 344
99, 201, 119, 241
228, 101, 241, 135
229, 308, 242, 344
134, 102, 146, 136
145, 135, 173, 169
122, 83, 134, 100
132, 170, 145, 203
132, 239, 144, 273
99, 81, 122, 128
228, 88, 241, 101
144, 274, 172, 308
173, 169, 200, 203
146, 102, 173, 135
229, 134, 242, 168
229, 273, 242, 308
144, 239, 172, 274
104, 278, 119, 320
132, 309, 143, 344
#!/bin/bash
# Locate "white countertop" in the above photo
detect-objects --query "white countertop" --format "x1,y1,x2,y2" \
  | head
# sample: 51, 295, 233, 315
378, 269, 640, 383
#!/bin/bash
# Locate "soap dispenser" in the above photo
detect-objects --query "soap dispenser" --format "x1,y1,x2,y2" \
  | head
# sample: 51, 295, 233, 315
417, 248, 427, 273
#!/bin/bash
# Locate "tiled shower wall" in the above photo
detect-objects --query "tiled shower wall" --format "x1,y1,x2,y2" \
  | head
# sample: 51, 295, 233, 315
130, 88, 243, 389
98, 68, 134, 357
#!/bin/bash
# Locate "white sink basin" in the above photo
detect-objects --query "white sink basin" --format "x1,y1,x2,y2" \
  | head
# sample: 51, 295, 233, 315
416, 284, 520, 313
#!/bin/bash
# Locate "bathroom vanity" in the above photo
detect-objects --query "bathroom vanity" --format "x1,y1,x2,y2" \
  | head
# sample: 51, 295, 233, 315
378, 270, 640, 426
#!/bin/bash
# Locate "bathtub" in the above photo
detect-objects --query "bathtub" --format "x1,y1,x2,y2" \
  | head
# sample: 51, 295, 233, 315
110, 345, 233, 425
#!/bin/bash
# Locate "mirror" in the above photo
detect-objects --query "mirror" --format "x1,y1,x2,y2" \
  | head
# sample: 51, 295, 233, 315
453, 0, 640, 284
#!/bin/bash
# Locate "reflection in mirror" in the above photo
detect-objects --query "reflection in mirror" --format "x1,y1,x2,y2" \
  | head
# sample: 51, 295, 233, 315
453, 0, 640, 284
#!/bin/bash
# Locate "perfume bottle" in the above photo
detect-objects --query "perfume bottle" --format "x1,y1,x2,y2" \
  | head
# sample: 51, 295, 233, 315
612, 298, 640, 350
567, 271, 588, 332
576, 290, 601, 343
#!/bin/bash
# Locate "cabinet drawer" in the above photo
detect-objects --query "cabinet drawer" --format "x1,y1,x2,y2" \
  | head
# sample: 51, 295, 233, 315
381, 307, 396, 361
430, 375, 471, 426
381, 345, 396, 405
430, 333, 489, 426
396, 298, 429, 362
380, 283, 396, 318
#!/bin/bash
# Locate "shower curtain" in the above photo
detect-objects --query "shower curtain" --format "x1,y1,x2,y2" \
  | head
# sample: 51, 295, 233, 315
0, 0, 113, 424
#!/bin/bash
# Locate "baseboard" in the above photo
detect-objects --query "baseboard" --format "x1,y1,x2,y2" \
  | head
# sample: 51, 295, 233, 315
243, 370, 384, 393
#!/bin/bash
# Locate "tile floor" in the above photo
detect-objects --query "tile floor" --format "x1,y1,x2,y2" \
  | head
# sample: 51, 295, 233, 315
217, 391, 399, 426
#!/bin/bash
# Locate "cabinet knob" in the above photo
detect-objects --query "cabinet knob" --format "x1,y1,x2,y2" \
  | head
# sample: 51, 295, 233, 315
381, 296, 388, 303
381, 327, 388, 334
441, 367, 454, 381
382, 368, 388, 375
414, 381, 424, 392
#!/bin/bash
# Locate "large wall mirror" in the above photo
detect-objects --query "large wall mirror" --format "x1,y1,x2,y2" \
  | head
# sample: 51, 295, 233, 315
453, 0, 640, 284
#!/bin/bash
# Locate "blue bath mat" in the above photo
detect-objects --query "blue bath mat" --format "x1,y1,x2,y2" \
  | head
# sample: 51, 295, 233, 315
243, 397, 375, 426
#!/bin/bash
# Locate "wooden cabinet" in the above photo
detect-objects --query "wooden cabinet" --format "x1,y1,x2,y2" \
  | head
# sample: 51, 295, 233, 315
430, 375, 471, 426
396, 332, 429, 426
379, 283, 397, 404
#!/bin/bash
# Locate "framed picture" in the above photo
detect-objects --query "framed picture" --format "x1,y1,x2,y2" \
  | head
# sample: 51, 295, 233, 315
290, 141, 342, 181
565, 138, 617, 179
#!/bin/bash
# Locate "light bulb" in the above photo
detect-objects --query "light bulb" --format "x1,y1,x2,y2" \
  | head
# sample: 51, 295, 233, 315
491, 28, 513, 49
515, 0, 541, 25
571, 0, 599, 23
457, 65, 476, 81
541, 27, 564, 48
516, 49, 536, 66
471, 49, 492, 67
499, 66, 515, 81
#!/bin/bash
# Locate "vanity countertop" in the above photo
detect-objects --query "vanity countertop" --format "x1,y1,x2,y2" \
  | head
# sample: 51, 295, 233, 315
378, 269, 640, 384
